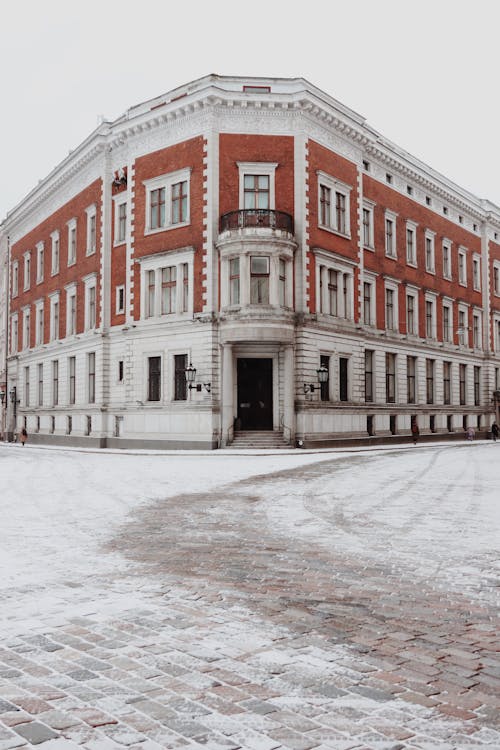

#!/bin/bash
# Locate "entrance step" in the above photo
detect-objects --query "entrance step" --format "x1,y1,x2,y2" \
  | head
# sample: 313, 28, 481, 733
228, 431, 291, 449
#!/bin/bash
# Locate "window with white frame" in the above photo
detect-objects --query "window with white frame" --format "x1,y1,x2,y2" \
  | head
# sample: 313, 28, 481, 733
144, 168, 190, 233
443, 361, 451, 405
35, 300, 44, 346
472, 255, 481, 291
140, 248, 194, 319
12, 261, 19, 297
51, 231, 60, 275
442, 239, 452, 280
317, 171, 351, 236
52, 360, 59, 406
68, 356, 76, 404
36, 242, 44, 283
24, 252, 31, 291
495, 318, 500, 352
426, 359, 435, 404
86, 205, 97, 255
362, 202, 375, 248
49, 293, 60, 341
425, 230, 435, 273
458, 247, 467, 285
250, 256, 270, 304
384, 283, 399, 331
442, 300, 453, 343
458, 307, 468, 346
386, 353, 396, 403
67, 219, 77, 265
494, 264, 500, 295
238, 162, 277, 211
229, 258, 240, 305
406, 222, 417, 265
385, 212, 397, 258
316, 253, 354, 320
24, 366, 30, 407
116, 285, 125, 315
83, 274, 97, 330
472, 311, 482, 349
66, 284, 77, 336
23, 307, 31, 349
38, 363, 44, 406
279, 259, 286, 307
114, 196, 127, 244
11, 314, 18, 354
406, 288, 418, 336
363, 277, 376, 326
88, 352, 96, 403
425, 295, 437, 339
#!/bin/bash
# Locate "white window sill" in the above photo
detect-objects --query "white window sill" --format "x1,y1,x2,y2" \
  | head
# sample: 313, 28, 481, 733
144, 221, 190, 237
113, 240, 126, 248
51, 269, 59, 277
68, 260, 76, 268
86, 248, 96, 257
406, 260, 418, 268
318, 224, 351, 240
363, 244, 375, 252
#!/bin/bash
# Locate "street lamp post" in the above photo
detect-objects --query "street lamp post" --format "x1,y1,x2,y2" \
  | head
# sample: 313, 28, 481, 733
8, 386, 20, 442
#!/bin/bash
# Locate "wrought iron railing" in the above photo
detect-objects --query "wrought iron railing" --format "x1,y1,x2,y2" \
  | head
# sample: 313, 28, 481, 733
219, 209, 294, 234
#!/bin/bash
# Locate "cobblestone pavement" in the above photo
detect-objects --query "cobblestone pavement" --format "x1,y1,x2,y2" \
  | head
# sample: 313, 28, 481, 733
0, 446, 499, 749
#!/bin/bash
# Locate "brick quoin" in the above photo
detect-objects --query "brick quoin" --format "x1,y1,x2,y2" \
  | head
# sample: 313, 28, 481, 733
10, 180, 102, 349
132, 137, 205, 318
363, 175, 482, 343
307, 140, 359, 316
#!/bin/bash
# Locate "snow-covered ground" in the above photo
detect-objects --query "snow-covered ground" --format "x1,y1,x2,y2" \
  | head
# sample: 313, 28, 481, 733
0, 441, 498, 633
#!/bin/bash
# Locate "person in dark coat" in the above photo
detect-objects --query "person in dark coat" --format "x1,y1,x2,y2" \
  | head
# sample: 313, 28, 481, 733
411, 421, 419, 445
19, 427, 28, 446
492, 421, 499, 442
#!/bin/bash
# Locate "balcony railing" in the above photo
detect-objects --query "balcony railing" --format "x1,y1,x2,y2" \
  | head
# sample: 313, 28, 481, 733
219, 209, 294, 234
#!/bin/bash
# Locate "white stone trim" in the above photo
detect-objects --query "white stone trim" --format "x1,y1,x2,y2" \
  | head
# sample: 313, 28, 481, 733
85, 203, 97, 256
143, 167, 191, 235
238, 162, 278, 210
112, 192, 128, 246
317, 170, 352, 238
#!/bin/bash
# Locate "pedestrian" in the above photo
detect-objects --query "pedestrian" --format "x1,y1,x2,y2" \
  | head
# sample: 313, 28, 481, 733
491, 421, 499, 442
19, 427, 28, 446
411, 421, 419, 445
466, 425, 475, 441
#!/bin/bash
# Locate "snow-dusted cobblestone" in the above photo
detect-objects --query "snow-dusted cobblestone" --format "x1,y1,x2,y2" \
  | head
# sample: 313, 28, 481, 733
0, 442, 499, 749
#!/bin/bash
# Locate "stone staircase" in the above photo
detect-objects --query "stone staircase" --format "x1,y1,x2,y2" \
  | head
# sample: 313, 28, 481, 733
228, 431, 291, 449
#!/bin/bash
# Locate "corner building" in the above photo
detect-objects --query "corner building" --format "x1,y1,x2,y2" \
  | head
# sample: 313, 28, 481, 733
3, 74, 500, 448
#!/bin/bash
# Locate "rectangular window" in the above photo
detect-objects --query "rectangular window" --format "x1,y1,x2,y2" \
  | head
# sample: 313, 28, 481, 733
229, 258, 240, 305
147, 270, 155, 317
328, 269, 338, 316
442, 241, 451, 279
24, 366, 30, 407
407, 294, 416, 335
443, 361, 451, 405
161, 266, 176, 314
174, 353, 187, 401
250, 256, 270, 304
473, 313, 481, 349
52, 360, 59, 406
116, 285, 125, 314
148, 356, 161, 401
320, 354, 330, 402
12, 261, 19, 296
68, 223, 77, 265
36, 304, 44, 346
182, 263, 189, 312
118, 360, 124, 382
51, 233, 60, 275
494, 266, 500, 295
339, 357, 348, 402
117, 202, 127, 243
385, 217, 395, 257
88, 286, 96, 329
407, 356, 416, 404
69, 356, 76, 405
426, 359, 434, 404
244, 174, 270, 210
385, 288, 395, 330
472, 257, 480, 290
11, 316, 18, 354
38, 363, 43, 406
406, 226, 416, 265
24, 253, 31, 290
336, 192, 346, 234
425, 300, 434, 339
150, 187, 166, 230
363, 282, 372, 325
320, 185, 331, 227
459, 363, 466, 405
458, 249, 467, 285
87, 210, 97, 254
425, 235, 435, 272
365, 350, 374, 403
363, 207, 372, 247
458, 309, 467, 346
279, 259, 286, 307
386, 353, 396, 403
36, 243, 44, 283
443, 305, 451, 343
23, 309, 31, 350
474, 366, 480, 406
171, 181, 188, 224
68, 292, 76, 335
88, 352, 96, 404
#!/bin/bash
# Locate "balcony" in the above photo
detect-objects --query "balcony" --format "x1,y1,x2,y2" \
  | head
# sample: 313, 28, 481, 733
219, 209, 294, 235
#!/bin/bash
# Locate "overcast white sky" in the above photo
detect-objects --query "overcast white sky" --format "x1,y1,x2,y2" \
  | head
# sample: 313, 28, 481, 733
1, 0, 499, 221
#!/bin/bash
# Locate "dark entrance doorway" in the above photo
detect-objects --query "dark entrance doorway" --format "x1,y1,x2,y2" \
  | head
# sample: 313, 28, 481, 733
237, 358, 273, 430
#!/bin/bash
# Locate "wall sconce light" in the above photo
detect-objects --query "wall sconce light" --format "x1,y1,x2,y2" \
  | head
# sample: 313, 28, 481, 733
303, 364, 329, 394
185, 363, 211, 393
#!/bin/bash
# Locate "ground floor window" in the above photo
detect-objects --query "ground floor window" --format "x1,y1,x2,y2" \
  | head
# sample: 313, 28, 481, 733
174, 354, 187, 401
148, 356, 161, 401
